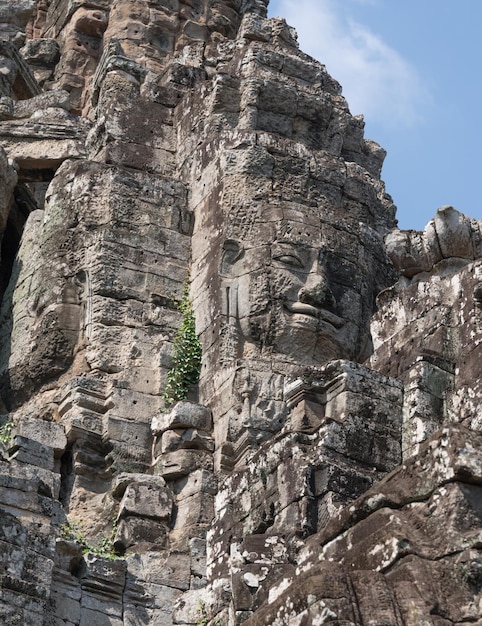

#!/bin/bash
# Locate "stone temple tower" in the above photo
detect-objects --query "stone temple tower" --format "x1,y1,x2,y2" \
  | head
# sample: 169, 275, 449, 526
0, 1, 480, 625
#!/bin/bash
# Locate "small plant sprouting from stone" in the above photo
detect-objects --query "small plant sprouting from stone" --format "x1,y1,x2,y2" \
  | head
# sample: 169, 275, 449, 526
196, 600, 222, 626
162, 283, 202, 409
0, 422, 13, 445
60, 519, 120, 559
196, 599, 209, 626
458, 558, 482, 589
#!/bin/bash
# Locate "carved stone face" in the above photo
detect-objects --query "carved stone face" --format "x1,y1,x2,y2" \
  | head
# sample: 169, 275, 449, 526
226, 215, 384, 365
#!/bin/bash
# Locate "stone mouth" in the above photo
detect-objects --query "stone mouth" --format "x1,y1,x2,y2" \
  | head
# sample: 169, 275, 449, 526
285, 302, 345, 328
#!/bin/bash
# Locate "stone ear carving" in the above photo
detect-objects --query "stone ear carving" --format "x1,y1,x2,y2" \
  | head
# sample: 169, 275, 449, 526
220, 239, 244, 276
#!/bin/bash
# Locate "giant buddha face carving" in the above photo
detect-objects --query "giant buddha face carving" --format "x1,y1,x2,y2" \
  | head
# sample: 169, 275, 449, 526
223, 210, 390, 365
268, 239, 348, 358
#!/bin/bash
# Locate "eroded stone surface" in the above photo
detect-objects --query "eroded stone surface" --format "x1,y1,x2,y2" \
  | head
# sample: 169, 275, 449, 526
243, 426, 482, 626
0, 1, 479, 625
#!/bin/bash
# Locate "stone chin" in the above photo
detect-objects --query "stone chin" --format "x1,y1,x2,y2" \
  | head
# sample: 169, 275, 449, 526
272, 324, 345, 365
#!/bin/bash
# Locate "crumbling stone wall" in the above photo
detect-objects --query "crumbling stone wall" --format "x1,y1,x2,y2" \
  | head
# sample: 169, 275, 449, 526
0, 1, 480, 625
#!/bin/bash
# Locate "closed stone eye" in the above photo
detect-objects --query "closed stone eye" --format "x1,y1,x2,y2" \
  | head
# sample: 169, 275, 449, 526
273, 254, 304, 268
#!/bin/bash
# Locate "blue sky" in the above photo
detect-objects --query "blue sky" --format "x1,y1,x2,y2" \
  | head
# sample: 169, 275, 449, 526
268, 0, 482, 231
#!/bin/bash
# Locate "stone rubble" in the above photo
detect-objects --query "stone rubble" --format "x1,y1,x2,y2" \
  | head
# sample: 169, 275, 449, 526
0, 1, 479, 625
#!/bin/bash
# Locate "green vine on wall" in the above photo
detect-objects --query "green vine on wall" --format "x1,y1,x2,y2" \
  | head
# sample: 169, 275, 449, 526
0, 422, 13, 445
162, 284, 202, 409
59, 519, 120, 559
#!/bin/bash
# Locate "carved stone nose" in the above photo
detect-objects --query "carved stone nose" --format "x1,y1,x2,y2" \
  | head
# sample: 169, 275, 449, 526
298, 275, 335, 309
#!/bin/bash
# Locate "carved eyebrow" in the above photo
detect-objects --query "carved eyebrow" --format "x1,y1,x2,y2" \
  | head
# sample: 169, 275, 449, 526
273, 239, 309, 250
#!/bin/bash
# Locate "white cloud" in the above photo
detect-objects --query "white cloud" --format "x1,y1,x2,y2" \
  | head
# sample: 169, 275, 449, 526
351, 0, 380, 6
270, 0, 429, 130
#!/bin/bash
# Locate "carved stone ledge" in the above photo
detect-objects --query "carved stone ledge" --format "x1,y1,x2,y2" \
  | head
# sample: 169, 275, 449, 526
0, 38, 41, 99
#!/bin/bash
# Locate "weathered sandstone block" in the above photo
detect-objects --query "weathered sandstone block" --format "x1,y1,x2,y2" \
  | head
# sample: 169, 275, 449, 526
0, 1, 479, 625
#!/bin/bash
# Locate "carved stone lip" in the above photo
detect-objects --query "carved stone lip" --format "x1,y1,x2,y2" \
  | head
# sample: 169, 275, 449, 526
285, 302, 345, 328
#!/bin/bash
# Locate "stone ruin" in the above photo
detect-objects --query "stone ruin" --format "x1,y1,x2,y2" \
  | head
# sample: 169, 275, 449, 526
0, 1, 480, 624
